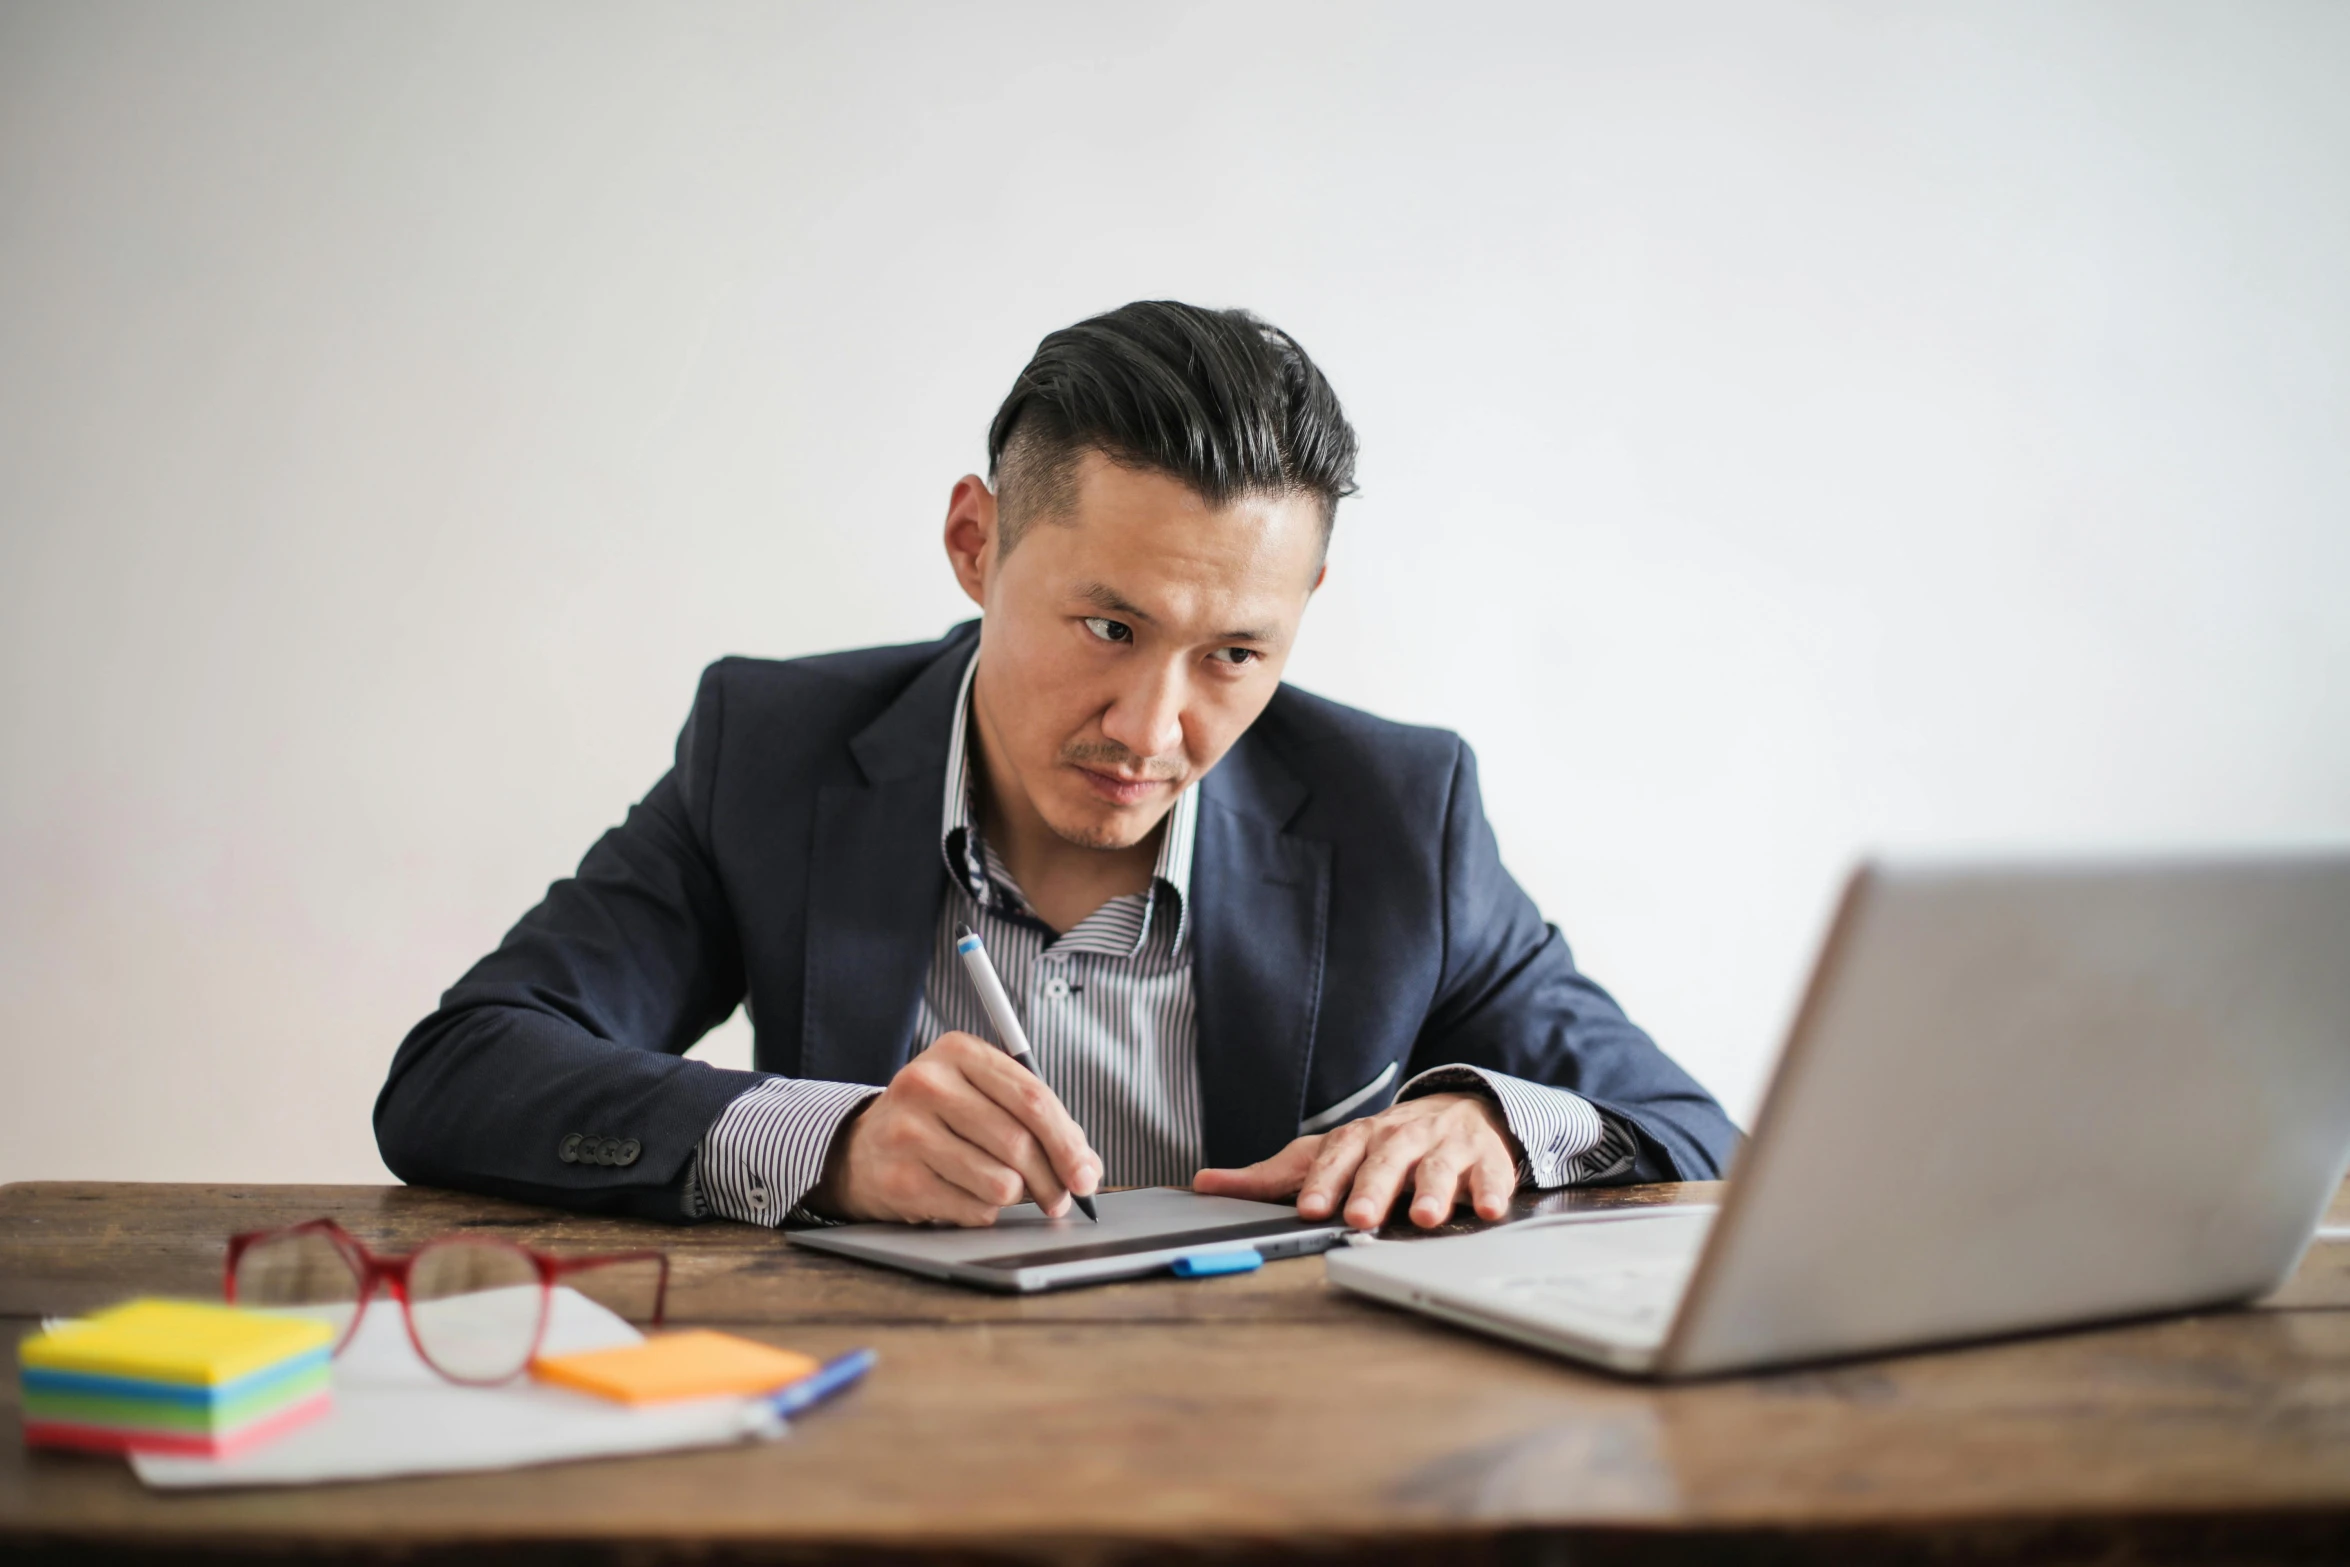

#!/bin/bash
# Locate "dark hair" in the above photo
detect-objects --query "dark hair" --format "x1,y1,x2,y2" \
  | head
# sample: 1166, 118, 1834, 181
985, 301, 1357, 550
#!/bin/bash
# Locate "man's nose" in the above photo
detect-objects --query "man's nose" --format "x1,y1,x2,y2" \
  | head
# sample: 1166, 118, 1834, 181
1100, 659, 1187, 762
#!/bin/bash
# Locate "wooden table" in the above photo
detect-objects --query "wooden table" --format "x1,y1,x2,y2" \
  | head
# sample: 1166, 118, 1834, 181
4, 1179, 2348, 1564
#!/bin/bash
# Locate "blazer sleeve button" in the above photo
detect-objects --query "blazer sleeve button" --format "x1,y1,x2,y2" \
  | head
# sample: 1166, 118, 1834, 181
618, 1139, 641, 1166
559, 1133, 582, 1164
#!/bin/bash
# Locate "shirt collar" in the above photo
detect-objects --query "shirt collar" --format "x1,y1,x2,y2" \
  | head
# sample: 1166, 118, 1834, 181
939, 648, 1196, 950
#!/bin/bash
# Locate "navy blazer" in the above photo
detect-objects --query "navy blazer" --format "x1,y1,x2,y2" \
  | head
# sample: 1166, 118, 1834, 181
375, 622, 1739, 1220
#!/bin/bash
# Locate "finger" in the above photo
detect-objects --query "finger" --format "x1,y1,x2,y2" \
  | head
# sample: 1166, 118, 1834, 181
1468, 1143, 1515, 1222
1408, 1145, 1470, 1229
1342, 1128, 1433, 1230
1297, 1127, 1374, 1221
916, 1115, 1039, 1213
856, 1118, 1002, 1226
912, 1034, 1091, 1204
956, 1039, 1103, 1196
931, 1078, 1072, 1215
895, 1166, 1002, 1228
872, 1043, 1049, 1211
1192, 1137, 1322, 1200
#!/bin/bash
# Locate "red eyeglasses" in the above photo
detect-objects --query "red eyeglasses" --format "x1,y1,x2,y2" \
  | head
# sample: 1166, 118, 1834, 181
224, 1218, 670, 1386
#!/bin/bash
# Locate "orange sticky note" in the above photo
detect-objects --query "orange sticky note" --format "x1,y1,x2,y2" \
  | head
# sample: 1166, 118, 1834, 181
532, 1331, 820, 1405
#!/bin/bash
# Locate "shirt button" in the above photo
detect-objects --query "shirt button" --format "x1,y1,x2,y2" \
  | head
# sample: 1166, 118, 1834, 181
1044, 977, 1072, 1002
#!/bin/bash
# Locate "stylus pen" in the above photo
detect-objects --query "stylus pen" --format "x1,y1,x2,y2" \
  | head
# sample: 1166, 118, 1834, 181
955, 923, 1100, 1221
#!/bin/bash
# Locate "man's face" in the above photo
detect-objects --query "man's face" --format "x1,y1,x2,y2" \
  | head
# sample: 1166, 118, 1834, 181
947, 451, 1327, 851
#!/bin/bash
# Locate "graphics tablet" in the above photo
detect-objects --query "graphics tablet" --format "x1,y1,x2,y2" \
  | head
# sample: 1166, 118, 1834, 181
785, 1187, 1348, 1292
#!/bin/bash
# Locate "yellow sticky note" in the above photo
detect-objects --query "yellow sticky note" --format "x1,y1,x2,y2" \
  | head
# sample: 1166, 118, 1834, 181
532, 1330, 819, 1405
21, 1299, 335, 1387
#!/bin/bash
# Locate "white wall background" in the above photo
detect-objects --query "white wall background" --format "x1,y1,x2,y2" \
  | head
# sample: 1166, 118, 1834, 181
3, 1, 2345, 1186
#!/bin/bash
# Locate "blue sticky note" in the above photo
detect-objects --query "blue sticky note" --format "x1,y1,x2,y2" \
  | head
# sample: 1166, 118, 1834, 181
1170, 1250, 1263, 1279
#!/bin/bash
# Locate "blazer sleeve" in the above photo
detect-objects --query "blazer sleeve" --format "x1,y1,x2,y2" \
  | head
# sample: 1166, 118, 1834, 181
372, 665, 769, 1221
1409, 739, 1743, 1181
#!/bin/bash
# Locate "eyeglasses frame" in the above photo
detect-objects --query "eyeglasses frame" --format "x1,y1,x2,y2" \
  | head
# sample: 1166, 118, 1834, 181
222, 1216, 670, 1386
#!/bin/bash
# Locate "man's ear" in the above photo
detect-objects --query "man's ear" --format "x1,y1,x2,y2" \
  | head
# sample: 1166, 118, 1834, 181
943, 475, 997, 607
1310, 561, 1328, 593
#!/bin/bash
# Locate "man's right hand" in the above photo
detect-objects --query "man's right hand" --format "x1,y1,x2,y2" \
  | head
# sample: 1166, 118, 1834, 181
805, 1032, 1103, 1225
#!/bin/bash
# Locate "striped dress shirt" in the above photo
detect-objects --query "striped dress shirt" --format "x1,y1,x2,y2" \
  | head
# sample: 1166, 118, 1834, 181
690, 653, 1637, 1225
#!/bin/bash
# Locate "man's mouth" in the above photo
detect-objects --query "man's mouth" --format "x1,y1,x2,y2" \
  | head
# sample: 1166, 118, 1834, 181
1072, 765, 1177, 807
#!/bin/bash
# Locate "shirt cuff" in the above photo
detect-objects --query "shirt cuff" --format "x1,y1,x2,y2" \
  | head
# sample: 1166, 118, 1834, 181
688, 1078, 882, 1227
1396, 1064, 1636, 1190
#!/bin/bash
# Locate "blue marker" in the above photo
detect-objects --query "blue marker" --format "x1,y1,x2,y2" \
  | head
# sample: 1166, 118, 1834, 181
762, 1348, 877, 1425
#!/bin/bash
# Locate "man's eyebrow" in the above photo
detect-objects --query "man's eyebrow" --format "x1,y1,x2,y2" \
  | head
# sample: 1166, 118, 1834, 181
1076, 582, 1158, 625
1076, 582, 1275, 643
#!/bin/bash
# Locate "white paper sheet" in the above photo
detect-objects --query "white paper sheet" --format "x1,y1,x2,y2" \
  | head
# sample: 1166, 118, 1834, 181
130, 1287, 770, 1489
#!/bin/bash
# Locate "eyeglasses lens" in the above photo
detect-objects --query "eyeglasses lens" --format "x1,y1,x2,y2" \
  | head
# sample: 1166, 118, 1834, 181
406, 1238, 545, 1383
230, 1229, 363, 1343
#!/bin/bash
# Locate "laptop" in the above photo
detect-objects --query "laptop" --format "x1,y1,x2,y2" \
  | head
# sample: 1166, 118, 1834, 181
1326, 853, 2350, 1377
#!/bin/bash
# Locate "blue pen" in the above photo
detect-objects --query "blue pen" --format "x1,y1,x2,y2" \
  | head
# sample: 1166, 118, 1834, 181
751, 1348, 877, 1434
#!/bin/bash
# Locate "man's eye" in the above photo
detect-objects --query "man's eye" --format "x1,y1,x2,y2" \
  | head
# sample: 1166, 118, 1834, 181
1082, 617, 1133, 644
1209, 647, 1261, 667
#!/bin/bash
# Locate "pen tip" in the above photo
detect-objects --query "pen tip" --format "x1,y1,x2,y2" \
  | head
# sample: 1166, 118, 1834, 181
1075, 1193, 1100, 1222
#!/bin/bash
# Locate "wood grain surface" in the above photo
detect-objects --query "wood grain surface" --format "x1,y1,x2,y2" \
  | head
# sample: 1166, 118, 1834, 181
4, 1178, 2348, 1565
0, 1178, 1720, 1324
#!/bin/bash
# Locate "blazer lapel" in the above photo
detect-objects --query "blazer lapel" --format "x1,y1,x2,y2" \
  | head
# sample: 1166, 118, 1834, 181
1190, 733, 1331, 1170
796, 627, 974, 1086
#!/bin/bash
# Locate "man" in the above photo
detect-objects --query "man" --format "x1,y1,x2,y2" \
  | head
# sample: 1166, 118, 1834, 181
375, 301, 1738, 1232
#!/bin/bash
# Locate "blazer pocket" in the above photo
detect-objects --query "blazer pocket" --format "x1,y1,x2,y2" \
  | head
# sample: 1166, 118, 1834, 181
1299, 1060, 1400, 1135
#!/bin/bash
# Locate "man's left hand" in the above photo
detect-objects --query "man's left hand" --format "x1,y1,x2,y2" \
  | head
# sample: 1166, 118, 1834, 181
1191, 1092, 1519, 1230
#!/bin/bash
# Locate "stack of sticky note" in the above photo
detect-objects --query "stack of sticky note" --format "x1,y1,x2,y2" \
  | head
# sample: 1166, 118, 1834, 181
533, 1329, 817, 1405
20, 1299, 335, 1457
